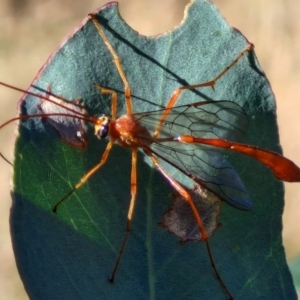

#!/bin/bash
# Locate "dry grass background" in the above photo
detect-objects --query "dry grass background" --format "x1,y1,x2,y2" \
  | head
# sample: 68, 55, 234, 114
0, 0, 299, 298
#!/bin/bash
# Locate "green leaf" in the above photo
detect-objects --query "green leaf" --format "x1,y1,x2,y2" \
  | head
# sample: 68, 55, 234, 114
289, 257, 300, 296
11, 0, 296, 299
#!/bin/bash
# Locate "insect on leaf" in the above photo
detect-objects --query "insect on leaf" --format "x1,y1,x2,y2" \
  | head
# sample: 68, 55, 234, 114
9, 0, 297, 299
38, 87, 89, 149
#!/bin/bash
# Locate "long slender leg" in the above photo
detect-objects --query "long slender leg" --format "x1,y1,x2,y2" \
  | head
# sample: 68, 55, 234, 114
154, 43, 254, 137
110, 147, 138, 282
52, 138, 116, 212
145, 150, 233, 300
94, 84, 117, 121
89, 14, 133, 115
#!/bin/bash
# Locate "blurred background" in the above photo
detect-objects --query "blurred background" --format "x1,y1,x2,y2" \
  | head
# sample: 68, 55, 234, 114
0, 0, 299, 298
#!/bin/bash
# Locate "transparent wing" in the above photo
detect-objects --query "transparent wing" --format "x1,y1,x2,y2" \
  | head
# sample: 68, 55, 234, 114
133, 101, 252, 210
149, 142, 252, 210
133, 100, 248, 141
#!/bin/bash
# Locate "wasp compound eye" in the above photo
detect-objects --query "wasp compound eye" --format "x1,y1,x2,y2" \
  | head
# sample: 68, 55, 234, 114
98, 124, 109, 139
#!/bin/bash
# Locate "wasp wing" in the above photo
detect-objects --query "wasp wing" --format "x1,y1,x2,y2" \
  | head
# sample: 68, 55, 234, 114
133, 100, 248, 141
134, 101, 252, 210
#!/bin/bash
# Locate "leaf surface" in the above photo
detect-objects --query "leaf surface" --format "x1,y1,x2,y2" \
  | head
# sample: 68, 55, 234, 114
11, 0, 296, 299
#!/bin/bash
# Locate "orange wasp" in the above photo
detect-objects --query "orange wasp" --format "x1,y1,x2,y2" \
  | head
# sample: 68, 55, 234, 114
1, 12, 299, 300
